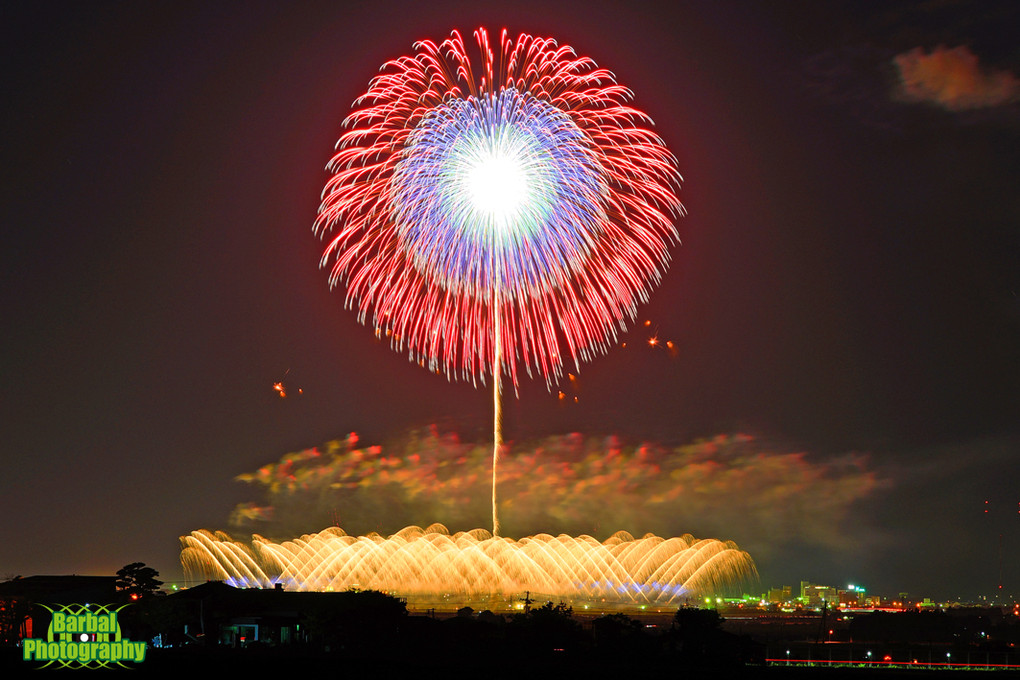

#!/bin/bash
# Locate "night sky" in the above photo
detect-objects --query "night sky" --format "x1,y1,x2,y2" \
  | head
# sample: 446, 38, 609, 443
2, 1, 1017, 601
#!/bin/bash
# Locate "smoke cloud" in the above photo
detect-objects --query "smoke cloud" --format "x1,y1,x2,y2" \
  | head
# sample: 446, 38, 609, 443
228, 427, 879, 560
893, 45, 1019, 111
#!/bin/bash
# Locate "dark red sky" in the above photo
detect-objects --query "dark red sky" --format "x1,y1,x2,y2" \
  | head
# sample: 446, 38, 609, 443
2, 1, 1017, 600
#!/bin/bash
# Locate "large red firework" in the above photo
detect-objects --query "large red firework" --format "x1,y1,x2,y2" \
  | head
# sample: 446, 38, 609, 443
315, 28, 683, 391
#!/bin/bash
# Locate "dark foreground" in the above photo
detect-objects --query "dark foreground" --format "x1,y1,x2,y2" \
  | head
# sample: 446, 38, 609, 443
5, 647, 1019, 680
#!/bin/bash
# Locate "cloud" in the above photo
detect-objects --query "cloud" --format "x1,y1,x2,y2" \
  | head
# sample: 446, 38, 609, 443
893, 45, 1020, 111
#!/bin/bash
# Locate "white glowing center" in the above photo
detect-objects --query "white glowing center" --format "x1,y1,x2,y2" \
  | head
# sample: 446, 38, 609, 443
465, 150, 529, 226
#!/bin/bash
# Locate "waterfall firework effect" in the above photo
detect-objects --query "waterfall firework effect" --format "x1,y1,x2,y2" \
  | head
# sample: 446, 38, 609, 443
181, 525, 754, 603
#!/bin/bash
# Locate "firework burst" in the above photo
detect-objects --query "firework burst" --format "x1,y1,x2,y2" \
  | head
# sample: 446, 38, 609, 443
315, 28, 683, 392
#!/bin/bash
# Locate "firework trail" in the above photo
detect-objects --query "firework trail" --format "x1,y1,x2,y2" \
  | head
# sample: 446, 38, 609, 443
315, 28, 683, 534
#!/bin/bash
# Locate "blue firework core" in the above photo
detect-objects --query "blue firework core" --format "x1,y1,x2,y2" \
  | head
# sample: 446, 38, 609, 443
392, 88, 607, 299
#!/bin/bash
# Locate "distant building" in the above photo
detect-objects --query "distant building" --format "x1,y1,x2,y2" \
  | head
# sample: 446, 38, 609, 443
799, 582, 837, 607
161, 581, 408, 649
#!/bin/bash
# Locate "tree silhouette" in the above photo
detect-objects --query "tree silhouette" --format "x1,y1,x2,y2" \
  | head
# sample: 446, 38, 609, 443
115, 563, 164, 601
506, 601, 584, 653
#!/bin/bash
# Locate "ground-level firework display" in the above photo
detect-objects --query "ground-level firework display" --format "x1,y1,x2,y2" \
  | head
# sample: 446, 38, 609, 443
181, 524, 754, 604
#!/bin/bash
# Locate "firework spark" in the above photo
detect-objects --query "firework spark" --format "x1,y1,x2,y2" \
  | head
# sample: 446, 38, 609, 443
314, 27, 682, 391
